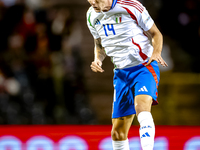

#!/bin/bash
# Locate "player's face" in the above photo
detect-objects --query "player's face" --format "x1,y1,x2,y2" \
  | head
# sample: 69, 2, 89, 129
87, 0, 101, 12
88, 0, 113, 12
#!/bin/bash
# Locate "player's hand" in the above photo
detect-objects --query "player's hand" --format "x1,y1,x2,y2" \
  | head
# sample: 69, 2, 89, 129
90, 59, 104, 73
145, 53, 168, 67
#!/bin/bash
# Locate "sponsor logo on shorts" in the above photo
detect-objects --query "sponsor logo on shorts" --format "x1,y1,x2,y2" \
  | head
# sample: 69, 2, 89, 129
138, 86, 148, 92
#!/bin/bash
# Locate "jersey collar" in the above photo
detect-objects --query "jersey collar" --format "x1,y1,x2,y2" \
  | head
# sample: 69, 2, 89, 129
110, 0, 117, 10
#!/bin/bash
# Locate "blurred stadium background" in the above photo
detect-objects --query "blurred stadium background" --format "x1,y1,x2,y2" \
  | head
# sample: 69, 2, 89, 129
0, 0, 200, 149
0, 0, 199, 125
0, 0, 200, 150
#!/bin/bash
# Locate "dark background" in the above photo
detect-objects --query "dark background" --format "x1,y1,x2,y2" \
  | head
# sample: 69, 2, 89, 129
0, 0, 199, 125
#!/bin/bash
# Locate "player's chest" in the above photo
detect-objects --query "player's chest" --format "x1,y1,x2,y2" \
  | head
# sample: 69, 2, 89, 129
93, 13, 136, 37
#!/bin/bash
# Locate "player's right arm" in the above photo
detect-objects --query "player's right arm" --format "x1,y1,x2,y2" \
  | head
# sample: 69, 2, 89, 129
90, 38, 106, 73
86, 7, 106, 72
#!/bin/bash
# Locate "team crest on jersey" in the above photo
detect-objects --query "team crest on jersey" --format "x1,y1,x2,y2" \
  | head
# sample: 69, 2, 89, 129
115, 14, 122, 23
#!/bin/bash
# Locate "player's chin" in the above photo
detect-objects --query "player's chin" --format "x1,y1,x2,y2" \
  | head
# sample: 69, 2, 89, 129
102, 8, 109, 12
93, 7, 101, 12
101, 5, 111, 12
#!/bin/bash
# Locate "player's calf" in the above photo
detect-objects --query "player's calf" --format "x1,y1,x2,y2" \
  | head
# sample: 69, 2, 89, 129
138, 111, 155, 150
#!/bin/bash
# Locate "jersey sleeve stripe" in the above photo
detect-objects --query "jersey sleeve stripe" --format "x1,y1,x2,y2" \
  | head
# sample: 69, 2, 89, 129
117, 0, 144, 13
124, 0, 144, 9
124, 1, 144, 12
122, 6, 138, 24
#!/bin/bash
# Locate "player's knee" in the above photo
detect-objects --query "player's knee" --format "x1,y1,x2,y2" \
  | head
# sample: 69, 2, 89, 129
135, 95, 152, 115
111, 129, 126, 141
135, 104, 146, 115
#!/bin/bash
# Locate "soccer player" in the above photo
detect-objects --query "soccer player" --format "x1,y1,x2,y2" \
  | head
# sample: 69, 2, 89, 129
86, 0, 168, 149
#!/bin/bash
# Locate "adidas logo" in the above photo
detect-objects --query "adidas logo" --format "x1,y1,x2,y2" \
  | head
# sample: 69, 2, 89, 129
141, 132, 150, 138
95, 19, 101, 25
138, 86, 148, 92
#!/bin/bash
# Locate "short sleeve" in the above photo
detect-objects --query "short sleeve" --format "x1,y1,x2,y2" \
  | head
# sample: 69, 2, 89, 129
124, 0, 154, 31
86, 8, 100, 39
138, 7, 154, 31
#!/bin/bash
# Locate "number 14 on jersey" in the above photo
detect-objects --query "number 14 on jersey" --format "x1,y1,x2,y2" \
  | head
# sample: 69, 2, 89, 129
103, 24, 116, 36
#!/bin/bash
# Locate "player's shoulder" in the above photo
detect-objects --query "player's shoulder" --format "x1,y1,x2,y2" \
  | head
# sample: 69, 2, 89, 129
86, 6, 94, 17
117, 0, 143, 5
86, 6, 99, 28
86, 6, 101, 19
117, 0, 144, 13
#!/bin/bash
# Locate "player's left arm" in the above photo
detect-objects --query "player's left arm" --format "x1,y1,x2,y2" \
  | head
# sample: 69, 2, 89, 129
145, 23, 168, 67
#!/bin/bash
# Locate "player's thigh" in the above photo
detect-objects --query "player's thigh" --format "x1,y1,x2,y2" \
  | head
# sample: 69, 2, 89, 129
134, 95, 153, 115
111, 114, 135, 140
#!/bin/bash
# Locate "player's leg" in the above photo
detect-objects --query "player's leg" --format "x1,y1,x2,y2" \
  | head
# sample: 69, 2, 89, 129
111, 114, 135, 150
135, 95, 155, 150
133, 61, 160, 150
